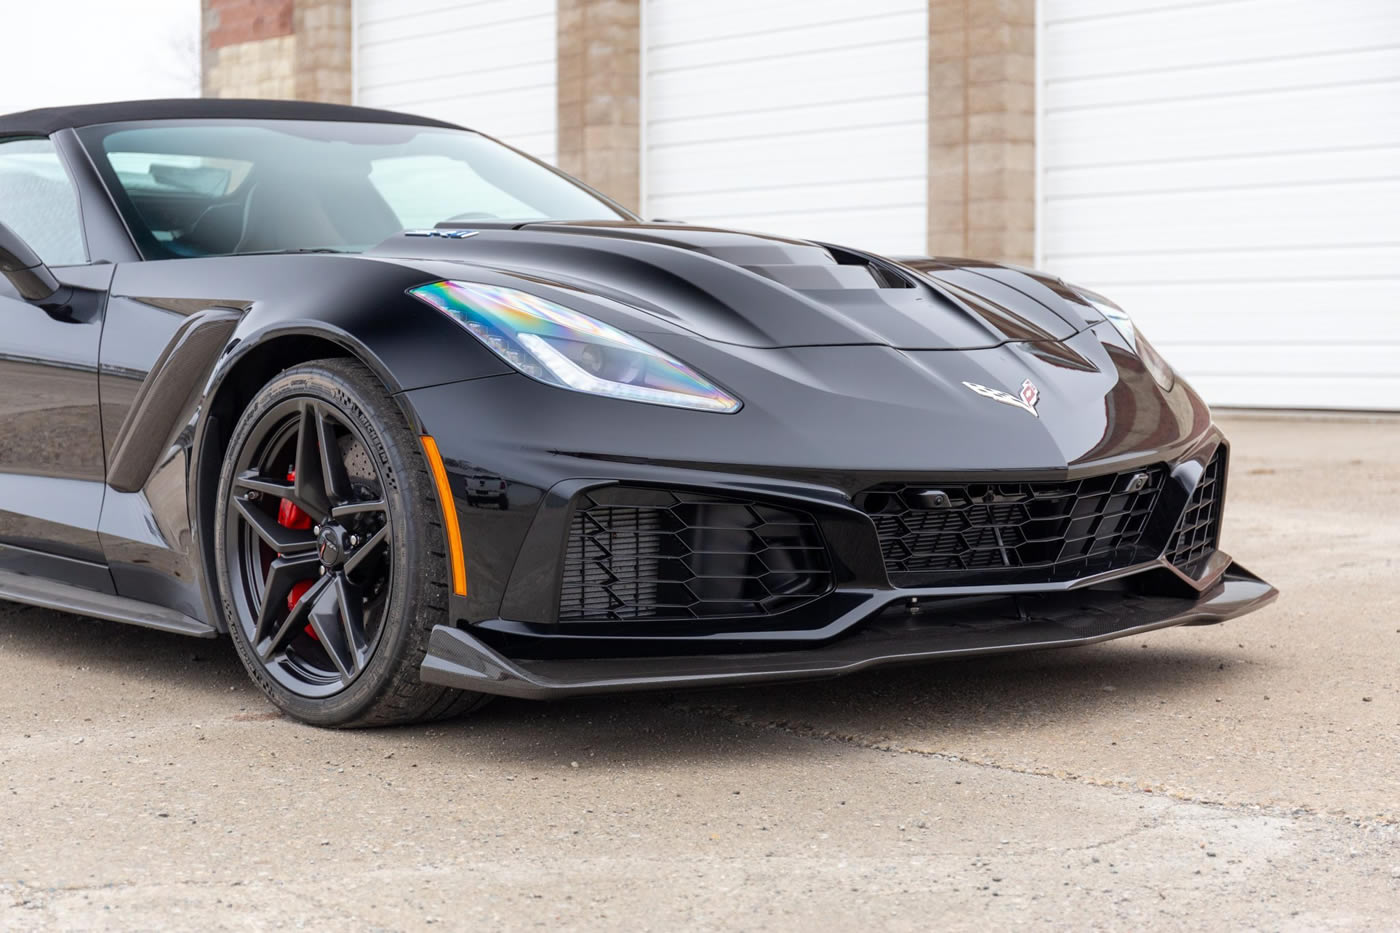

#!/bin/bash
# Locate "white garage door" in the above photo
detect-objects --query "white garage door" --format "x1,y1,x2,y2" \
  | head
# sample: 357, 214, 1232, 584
643, 0, 927, 256
1038, 0, 1400, 410
354, 0, 557, 163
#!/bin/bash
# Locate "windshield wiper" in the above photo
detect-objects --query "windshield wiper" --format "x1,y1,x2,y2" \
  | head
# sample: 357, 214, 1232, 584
234, 248, 358, 256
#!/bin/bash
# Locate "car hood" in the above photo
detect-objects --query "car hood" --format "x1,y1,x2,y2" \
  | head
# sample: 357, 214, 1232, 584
365, 221, 1106, 350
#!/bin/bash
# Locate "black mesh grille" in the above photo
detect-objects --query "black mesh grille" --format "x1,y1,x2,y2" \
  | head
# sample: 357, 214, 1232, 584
1167, 450, 1225, 576
858, 467, 1167, 587
559, 488, 832, 622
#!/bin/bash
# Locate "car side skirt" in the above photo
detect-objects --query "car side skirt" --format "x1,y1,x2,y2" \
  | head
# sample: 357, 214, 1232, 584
0, 567, 216, 638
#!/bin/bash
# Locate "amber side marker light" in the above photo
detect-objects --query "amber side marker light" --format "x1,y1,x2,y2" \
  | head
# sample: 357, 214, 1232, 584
419, 435, 468, 596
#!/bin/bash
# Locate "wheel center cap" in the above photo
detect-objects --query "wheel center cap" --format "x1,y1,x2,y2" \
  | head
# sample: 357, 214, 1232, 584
317, 525, 348, 568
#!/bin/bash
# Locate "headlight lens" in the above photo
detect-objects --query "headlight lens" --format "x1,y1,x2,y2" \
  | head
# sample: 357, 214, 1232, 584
1074, 286, 1176, 392
410, 280, 741, 413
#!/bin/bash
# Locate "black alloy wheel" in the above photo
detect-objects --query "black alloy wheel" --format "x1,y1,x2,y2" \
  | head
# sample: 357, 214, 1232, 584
214, 358, 490, 727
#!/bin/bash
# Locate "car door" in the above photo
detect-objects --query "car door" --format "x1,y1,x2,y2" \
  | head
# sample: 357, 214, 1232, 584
0, 136, 111, 589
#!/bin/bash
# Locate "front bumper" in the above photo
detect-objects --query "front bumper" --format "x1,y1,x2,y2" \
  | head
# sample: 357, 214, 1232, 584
420, 563, 1277, 700
402, 372, 1274, 701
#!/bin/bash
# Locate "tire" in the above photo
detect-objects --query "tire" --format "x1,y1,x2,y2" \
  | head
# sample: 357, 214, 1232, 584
213, 358, 492, 727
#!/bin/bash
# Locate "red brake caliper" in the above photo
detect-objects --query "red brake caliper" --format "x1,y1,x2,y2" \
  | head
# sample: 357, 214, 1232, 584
277, 470, 318, 640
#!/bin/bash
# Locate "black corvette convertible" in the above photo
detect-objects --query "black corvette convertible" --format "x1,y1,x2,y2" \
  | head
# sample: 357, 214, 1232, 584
0, 99, 1275, 726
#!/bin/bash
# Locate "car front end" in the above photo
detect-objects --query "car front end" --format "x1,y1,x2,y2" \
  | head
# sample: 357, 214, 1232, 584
383, 226, 1278, 699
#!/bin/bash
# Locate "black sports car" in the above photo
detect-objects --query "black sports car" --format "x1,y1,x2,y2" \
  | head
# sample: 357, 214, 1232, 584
0, 99, 1276, 727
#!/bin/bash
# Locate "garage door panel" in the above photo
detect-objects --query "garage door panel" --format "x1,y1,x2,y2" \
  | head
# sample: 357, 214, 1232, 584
384, 87, 557, 143
358, 22, 555, 77
648, 94, 925, 149
1043, 147, 1400, 200
648, 13, 925, 72
1044, 0, 1399, 79
1185, 374, 1397, 410
358, 61, 554, 112
654, 177, 925, 219
1122, 308, 1396, 348
1043, 180, 1400, 254
1090, 280, 1400, 322
355, 0, 556, 163
1047, 46, 1400, 113
1164, 344, 1399, 379
647, 46, 928, 121
1043, 81, 1400, 167
649, 0, 907, 44
1044, 245, 1400, 288
672, 206, 925, 257
357, 0, 548, 43
1041, 2, 1400, 409
645, 0, 926, 255
649, 126, 927, 196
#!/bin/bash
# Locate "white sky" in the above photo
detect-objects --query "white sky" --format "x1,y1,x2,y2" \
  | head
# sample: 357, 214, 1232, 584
0, 0, 201, 117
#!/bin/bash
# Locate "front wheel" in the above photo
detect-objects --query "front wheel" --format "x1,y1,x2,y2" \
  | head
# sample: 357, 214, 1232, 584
213, 358, 490, 727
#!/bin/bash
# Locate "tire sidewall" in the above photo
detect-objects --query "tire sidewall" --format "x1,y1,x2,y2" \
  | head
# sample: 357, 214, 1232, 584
214, 362, 435, 726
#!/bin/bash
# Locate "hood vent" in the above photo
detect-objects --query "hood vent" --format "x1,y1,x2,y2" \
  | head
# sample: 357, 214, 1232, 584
740, 244, 914, 291
385, 222, 1079, 348
512, 221, 913, 292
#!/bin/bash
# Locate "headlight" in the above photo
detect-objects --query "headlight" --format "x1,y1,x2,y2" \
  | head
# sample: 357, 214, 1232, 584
1073, 286, 1176, 392
410, 280, 741, 413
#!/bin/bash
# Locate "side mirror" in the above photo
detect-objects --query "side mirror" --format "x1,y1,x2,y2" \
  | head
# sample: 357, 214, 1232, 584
0, 220, 61, 302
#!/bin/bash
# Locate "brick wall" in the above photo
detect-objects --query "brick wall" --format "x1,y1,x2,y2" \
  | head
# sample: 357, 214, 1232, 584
927, 0, 1036, 265
202, 0, 1035, 262
556, 0, 642, 213
202, 0, 349, 104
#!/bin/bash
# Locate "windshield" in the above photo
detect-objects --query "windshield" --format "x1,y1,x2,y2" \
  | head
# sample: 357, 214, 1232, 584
78, 119, 628, 259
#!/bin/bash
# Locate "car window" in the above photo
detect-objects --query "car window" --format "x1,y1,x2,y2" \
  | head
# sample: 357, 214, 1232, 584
369, 155, 539, 229
0, 138, 87, 266
108, 152, 253, 199
78, 120, 628, 260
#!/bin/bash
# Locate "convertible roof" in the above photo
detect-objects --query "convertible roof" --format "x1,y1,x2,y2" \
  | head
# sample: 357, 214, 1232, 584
0, 98, 464, 137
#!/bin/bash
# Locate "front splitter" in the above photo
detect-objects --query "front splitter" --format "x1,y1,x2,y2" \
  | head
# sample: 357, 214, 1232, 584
419, 566, 1277, 700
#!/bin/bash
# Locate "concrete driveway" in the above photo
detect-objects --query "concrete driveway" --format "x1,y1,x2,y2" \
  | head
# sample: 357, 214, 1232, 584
1, 414, 1397, 930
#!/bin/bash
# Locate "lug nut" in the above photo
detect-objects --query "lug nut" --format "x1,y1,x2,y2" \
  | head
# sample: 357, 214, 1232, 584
313, 525, 322, 534
247, 490, 261, 501
349, 535, 361, 546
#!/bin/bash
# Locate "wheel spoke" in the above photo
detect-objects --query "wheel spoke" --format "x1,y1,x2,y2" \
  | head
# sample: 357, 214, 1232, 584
257, 574, 329, 661
251, 552, 321, 645
335, 574, 369, 673
234, 497, 316, 555
234, 470, 295, 499
306, 575, 365, 683
293, 403, 332, 521
343, 524, 390, 576
331, 498, 386, 520
314, 405, 353, 505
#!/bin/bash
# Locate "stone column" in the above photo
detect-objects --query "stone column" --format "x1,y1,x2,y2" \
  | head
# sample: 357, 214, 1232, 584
927, 0, 1035, 265
203, 0, 351, 104
556, 0, 641, 213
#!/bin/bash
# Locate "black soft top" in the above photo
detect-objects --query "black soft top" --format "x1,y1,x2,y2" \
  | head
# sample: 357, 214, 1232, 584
0, 98, 464, 137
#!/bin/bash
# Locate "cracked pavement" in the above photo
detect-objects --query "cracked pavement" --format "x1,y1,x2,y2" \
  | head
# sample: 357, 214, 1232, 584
2, 414, 1398, 930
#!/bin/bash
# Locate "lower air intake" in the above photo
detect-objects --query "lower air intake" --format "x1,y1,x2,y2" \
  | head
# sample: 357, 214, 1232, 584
859, 467, 1167, 587
1167, 449, 1226, 576
558, 488, 831, 622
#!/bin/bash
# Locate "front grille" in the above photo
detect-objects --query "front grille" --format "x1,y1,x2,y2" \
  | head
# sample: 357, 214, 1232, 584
858, 467, 1167, 587
558, 488, 831, 622
1167, 449, 1226, 576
